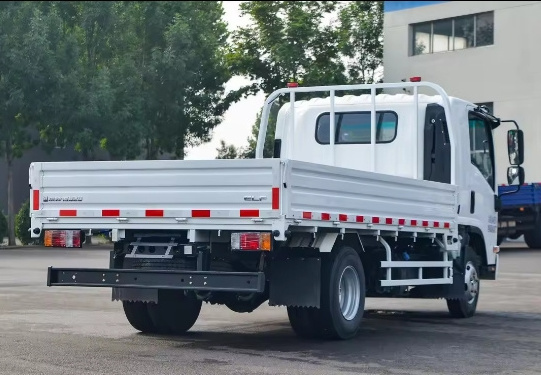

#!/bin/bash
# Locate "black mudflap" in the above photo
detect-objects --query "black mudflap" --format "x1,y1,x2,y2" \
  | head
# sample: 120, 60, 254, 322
268, 257, 321, 308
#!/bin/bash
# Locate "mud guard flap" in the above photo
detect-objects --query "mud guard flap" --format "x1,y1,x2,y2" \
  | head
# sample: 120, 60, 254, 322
268, 257, 321, 308
110, 250, 159, 303
112, 287, 158, 303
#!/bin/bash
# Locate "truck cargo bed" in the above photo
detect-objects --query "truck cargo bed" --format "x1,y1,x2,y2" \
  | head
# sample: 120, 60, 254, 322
30, 159, 459, 237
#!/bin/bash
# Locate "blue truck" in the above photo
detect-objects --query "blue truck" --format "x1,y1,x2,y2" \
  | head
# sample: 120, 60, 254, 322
498, 183, 541, 248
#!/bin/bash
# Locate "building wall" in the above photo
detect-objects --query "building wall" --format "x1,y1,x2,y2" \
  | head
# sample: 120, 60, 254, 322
383, 1, 541, 184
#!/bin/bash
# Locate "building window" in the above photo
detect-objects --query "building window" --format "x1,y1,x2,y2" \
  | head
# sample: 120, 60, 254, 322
315, 111, 398, 145
412, 12, 494, 55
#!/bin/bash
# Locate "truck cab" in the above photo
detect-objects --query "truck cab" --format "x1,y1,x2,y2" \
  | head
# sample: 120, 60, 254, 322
273, 90, 513, 269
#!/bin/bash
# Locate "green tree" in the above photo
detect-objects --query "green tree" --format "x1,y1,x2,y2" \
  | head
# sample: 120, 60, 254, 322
216, 140, 240, 159
0, 3, 72, 245
36, 2, 243, 162
42, 1, 130, 161
92, 2, 240, 161
15, 199, 31, 245
225, 1, 347, 158
338, 1, 384, 84
240, 102, 281, 159
228, 1, 346, 96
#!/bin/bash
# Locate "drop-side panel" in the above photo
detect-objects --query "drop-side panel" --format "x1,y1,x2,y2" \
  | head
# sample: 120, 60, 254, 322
284, 160, 458, 229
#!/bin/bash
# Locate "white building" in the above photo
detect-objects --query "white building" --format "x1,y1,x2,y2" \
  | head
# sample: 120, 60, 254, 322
383, 1, 541, 184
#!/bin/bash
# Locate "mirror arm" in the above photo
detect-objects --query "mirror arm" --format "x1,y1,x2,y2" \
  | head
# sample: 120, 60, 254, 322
501, 120, 520, 130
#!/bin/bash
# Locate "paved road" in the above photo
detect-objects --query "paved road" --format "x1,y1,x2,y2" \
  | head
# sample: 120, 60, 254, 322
0, 245, 540, 375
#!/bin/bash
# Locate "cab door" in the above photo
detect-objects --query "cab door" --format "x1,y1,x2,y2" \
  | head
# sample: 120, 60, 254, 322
467, 112, 498, 265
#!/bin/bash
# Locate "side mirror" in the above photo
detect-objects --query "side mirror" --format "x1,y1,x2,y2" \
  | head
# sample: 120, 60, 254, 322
507, 166, 525, 186
507, 129, 524, 165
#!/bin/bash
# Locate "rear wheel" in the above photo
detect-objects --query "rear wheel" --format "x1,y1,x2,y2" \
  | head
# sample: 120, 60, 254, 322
446, 247, 481, 318
122, 301, 157, 333
287, 306, 321, 339
147, 289, 202, 335
319, 246, 366, 340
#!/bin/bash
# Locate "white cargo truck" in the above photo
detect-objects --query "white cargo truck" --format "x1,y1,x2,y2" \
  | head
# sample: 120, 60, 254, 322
32, 80, 524, 340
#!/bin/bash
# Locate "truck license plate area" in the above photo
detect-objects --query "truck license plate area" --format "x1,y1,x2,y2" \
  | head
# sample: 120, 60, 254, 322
47, 268, 265, 293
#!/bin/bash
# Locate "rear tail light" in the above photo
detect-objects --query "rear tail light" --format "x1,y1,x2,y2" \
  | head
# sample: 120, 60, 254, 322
44, 230, 82, 248
231, 232, 272, 251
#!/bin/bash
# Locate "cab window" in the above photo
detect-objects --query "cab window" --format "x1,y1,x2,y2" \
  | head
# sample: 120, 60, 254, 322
316, 111, 398, 144
469, 113, 495, 190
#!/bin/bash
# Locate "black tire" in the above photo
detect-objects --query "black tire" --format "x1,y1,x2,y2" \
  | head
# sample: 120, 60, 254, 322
122, 301, 157, 333
497, 236, 504, 246
524, 224, 541, 249
318, 246, 366, 340
286, 306, 322, 339
147, 289, 202, 335
446, 247, 481, 318
509, 233, 522, 240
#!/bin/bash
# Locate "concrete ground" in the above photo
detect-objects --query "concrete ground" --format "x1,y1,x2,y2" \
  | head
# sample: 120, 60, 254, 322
0, 243, 539, 375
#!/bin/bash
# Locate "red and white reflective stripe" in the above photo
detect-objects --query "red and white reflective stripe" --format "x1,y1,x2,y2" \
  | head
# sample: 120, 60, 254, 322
46, 209, 275, 218
300, 211, 451, 229
41, 186, 282, 219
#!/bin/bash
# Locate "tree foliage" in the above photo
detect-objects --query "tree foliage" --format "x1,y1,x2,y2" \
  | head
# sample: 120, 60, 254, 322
1, 1, 240, 244
0, 2, 76, 244
35, 1, 236, 161
338, 1, 384, 84
15, 199, 31, 245
227, 1, 347, 96
216, 140, 240, 159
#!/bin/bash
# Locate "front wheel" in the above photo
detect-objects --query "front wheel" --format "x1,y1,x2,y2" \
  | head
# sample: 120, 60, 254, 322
446, 247, 481, 318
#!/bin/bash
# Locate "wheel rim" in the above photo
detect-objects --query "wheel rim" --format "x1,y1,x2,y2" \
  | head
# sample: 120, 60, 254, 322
465, 261, 479, 304
338, 265, 361, 321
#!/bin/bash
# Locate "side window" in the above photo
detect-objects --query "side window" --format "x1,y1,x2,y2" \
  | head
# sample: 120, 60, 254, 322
469, 114, 495, 189
316, 111, 398, 144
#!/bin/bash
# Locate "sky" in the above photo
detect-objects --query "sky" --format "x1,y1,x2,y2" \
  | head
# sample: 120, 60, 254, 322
184, 2, 265, 160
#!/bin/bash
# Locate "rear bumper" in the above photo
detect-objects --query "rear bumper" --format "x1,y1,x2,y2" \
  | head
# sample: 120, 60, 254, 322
47, 267, 265, 293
